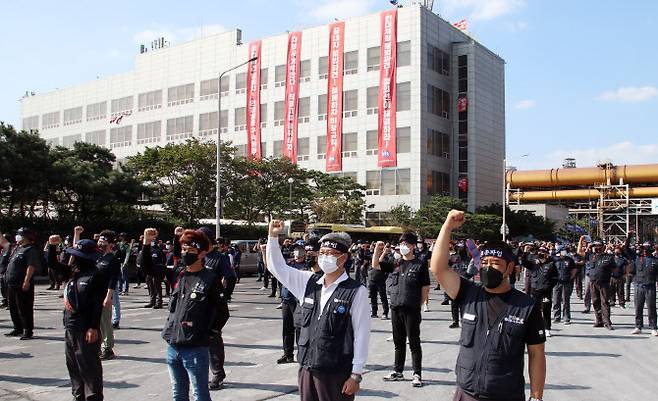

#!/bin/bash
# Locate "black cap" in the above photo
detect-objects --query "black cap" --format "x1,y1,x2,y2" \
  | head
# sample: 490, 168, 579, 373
65, 240, 101, 261
197, 226, 216, 245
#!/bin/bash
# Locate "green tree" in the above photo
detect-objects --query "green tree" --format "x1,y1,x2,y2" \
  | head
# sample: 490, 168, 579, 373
388, 204, 413, 228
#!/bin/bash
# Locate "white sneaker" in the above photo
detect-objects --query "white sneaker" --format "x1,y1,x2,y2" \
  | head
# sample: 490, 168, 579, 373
259, 287, 267, 291
651, 330, 658, 337
546, 330, 551, 338
631, 328, 642, 335
423, 304, 430, 312
383, 371, 404, 381
411, 374, 423, 387
275, 303, 283, 310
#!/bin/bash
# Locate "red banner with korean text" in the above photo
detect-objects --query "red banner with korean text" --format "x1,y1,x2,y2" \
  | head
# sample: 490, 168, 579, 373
378, 9, 397, 168
457, 95, 468, 112
246, 41, 262, 159
326, 21, 345, 172
283, 32, 302, 163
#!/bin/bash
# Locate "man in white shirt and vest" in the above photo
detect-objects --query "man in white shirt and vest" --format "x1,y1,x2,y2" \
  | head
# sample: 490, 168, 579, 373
266, 220, 371, 401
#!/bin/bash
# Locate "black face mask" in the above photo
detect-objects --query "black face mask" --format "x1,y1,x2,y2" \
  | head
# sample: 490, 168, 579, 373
480, 266, 504, 289
182, 252, 199, 267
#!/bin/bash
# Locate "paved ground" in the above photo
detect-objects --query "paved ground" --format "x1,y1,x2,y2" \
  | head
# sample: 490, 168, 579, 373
1, 277, 657, 401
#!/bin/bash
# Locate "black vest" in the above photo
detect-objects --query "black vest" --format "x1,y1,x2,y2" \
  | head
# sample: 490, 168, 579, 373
554, 258, 573, 282
457, 283, 535, 401
589, 253, 615, 283
297, 275, 361, 372
387, 260, 424, 308
634, 256, 658, 286
530, 260, 555, 291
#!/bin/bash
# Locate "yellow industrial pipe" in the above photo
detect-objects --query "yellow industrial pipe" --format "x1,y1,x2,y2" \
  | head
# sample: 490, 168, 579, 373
506, 163, 658, 188
509, 186, 658, 202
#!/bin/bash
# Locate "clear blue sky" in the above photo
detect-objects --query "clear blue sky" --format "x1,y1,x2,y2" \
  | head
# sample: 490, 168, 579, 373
1, 0, 657, 170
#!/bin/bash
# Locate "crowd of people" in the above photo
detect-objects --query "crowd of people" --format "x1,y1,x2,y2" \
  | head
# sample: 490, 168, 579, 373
0, 215, 657, 401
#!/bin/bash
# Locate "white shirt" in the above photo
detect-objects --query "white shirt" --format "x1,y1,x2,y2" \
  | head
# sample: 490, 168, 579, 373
266, 237, 370, 374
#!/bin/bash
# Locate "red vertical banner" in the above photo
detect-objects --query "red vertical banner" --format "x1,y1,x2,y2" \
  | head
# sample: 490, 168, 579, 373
283, 32, 302, 163
246, 41, 262, 159
326, 21, 345, 172
378, 9, 397, 168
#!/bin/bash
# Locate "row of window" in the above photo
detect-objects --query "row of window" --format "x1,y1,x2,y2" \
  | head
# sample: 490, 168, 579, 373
26, 41, 412, 131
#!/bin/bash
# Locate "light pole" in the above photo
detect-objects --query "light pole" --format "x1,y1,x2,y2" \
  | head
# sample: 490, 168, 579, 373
502, 154, 528, 241
216, 56, 258, 239
288, 177, 294, 219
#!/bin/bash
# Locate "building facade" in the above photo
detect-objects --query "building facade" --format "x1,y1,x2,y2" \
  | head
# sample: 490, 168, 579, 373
19, 4, 505, 223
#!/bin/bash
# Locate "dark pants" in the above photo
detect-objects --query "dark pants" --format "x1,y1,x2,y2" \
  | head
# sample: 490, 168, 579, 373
584, 276, 592, 310
208, 331, 226, 381
282, 300, 300, 356
635, 284, 657, 329
264, 270, 278, 296
590, 281, 612, 325
146, 274, 163, 306
452, 386, 524, 401
48, 267, 62, 289
531, 289, 553, 330
354, 265, 367, 285
625, 275, 633, 302
7, 286, 34, 334
299, 367, 353, 401
391, 306, 422, 376
552, 281, 573, 321
257, 260, 264, 280
609, 277, 625, 307
224, 276, 237, 302
0, 275, 7, 305
451, 296, 461, 323
575, 270, 583, 299
368, 280, 388, 317
65, 329, 103, 401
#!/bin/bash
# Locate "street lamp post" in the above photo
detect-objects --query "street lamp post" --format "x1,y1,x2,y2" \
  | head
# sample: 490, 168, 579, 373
216, 56, 258, 239
288, 177, 294, 219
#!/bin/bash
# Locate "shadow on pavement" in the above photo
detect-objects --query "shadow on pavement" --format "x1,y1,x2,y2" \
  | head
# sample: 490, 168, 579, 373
0, 352, 33, 359
30, 336, 149, 345
545, 351, 621, 358
0, 375, 138, 389
224, 342, 281, 350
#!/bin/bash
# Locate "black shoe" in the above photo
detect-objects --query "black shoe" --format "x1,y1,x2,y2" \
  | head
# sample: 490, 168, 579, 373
449, 322, 460, 329
46, 286, 54, 290
371, 314, 379, 318
381, 314, 389, 320
434, 285, 441, 291
4, 330, 22, 337
19, 332, 33, 340
277, 354, 295, 364
100, 349, 116, 360
153, 304, 162, 309
256, 278, 262, 282
605, 324, 614, 331
209, 377, 224, 390
593, 322, 604, 328
441, 300, 450, 306
581, 309, 590, 314
268, 294, 276, 298
112, 322, 120, 329
143, 303, 155, 308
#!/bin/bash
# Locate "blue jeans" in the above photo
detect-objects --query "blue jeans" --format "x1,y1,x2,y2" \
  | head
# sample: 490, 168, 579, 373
111, 289, 121, 325
166, 344, 212, 401
118, 265, 130, 293
257, 260, 264, 280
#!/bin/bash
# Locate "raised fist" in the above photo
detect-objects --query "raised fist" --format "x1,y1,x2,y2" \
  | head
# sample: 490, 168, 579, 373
143, 228, 158, 244
48, 235, 62, 245
74, 226, 84, 234
374, 241, 386, 253
174, 226, 184, 236
269, 220, 285, 237
444, 210, 466, 231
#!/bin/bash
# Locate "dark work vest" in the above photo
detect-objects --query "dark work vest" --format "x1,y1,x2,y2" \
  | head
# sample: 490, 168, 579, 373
456, 283, 535, 401
529, 260, 555, 291
386, 259, 424, 308
588, 253, 615, 283
297, 274, 361, 372
554, 258, 573, 282
634, 256, 658, 286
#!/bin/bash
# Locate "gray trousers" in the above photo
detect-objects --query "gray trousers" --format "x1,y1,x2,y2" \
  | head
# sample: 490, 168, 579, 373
299, 367, 353, 401
553, 281, 573, 321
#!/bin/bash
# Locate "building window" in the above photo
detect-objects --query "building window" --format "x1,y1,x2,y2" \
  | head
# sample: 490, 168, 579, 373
366, 130, 378, 155
397, 82, 411, 111
260, 104, 268, 128
234, 107, 246, 131
342, 132, 357, 157
317, 94, 327, 120
23, 115, 39, 131
427, 85, 450, 119
366, 168, 410, 196
199, 110, 228, 137
46, 137, 59, 147
427, 129, 450, 158
235, 72, 246, 94
427, 44, 450, 76
137, 121, 161, 144
167, 84, 194, 106
166, 115, 194, 141
317, 135, 326, 159
111, 96, 133, 117
274, 101, 284, 126
86, 102, 107, 121
297, 137, 310, 161
344, 50, 358, 75
318, 56, 328, 79
260, 68, 269, 89
300, 60, 311, 82
398, 40, 411, 67
261, 141, 267, 157
273, 140, 283, 157
138, 90, 163, 112
397, 169, 410, 195
343, 89, 358, 117
85, 130, 106, 146
367, 46, 380, 71
110, 126, 132, 148
366, 87, 378, 115
397, 127, 410, 153
299, 97, 310, 123
235, 144, 247, 158
427, 170, 451, 196
275, 65, 286, 87
63, 107, 83, 126
200, 78, 229, 100
62, 134, 82, 149
42, 111, 60, 129
366, 171, 381, 195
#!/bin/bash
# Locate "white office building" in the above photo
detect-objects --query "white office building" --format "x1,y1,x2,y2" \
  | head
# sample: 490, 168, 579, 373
19, 3, 505, 224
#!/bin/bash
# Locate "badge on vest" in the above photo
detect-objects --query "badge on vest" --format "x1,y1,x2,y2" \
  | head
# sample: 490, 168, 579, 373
504, 315, 524, 325
336, 305, 347, 314
463, 313, 476, 321
304, 297, 314, 305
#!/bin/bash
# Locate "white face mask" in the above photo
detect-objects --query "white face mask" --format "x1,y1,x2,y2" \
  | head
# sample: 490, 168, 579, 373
15, 235, 23, 243
399, 244, 412, 256
393, 252, 402, 260
416, 243, 424, 250
318, 254, 340, 274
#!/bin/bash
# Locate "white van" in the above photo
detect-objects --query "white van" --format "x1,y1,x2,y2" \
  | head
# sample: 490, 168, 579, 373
230, 239, 261, 276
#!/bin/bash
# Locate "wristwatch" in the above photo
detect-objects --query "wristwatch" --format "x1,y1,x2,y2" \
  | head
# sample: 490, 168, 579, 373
350, 373, 363, 383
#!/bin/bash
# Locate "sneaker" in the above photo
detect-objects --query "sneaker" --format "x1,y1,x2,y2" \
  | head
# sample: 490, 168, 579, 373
267, 294, 276, 298
604, 324, 614, 331
381, 314, 389, 320
276, 354, 295, 364
112, 322, 120, 329
275, 304, 283, 310
4, 330, 21, 337
411, 374, 423, 387
153, 304, 163, 310
423, 304, 430, 312
259, 287, 267, 291
546, 330, 552, 338
593, 322, 604, 328
100, 349, 116, 360
564, 320, 571, 325
441, 299, 450, 306
19, 332, 33, 340
46, 286, 54, 290
143, 303, 155, 308
383, 371, 404, 382
620, 304, 626, 309
581, 309, 590, 314
133, 285, 141, 289
651, 330, 658, 337
553, 318, 561, 323
631, 328, 642, 335
449, 322, 460, 329
209, 377, 224, 391
371, 314, 378, 318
